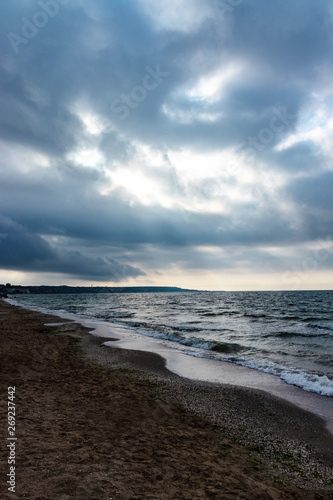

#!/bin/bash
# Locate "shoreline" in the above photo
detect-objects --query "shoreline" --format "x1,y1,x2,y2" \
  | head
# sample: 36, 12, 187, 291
6, 297, 333, 435
1, 300, 333, 498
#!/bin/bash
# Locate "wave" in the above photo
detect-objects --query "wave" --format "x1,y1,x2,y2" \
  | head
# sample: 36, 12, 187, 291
275, 331, 329, 338
200, 312, 223, 317
280, 315, 303, 321
308, 323, 333, 331
177, 338, 244, 353
171, 325, 206, 333
243, 313, 267, 318
160, 323, 233, 334
280, 372, 333, 396
121, 321, 207, 333
211, 342, 244, 353
228, 358, 333, 397
301, 317, 324, 322
96, 313, 135, 320
122, 323, 244, 354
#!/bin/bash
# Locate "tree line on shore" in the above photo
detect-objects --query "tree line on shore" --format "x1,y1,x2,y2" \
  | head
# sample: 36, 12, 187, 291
0, 283, 199, 296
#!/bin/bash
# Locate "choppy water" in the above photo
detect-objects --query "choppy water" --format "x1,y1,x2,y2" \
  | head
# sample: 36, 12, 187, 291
10, 290, 333, 396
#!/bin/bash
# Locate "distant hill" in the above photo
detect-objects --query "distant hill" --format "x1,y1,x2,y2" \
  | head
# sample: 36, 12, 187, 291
0, 284, 201, 295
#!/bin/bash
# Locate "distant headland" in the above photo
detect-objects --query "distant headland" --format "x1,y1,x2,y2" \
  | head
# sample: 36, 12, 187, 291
0, 283, 201, 297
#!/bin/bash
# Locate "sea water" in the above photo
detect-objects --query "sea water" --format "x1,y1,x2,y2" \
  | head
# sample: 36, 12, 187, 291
9, 290, 333, 397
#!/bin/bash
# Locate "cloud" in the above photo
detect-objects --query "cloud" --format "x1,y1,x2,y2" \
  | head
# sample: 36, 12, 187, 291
0, 0, 333, 287
0, 215, 144, 281
269, 141, 323, 173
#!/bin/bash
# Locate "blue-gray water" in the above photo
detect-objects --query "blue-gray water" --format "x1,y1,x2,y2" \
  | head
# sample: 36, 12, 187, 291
10, 290, 333, 396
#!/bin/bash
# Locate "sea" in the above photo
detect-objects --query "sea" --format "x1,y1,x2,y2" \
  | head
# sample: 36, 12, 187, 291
8, 290, 333, 398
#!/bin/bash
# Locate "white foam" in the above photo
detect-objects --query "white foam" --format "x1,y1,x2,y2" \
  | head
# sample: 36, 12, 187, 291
230, 358, 333, 397
281, 372, 333, 397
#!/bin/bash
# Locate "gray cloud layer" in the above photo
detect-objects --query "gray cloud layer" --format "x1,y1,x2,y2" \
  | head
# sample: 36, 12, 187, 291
1, 0, 333, 283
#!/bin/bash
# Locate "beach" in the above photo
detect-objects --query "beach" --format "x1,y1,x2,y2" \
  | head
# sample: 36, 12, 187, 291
1, 300, 333, 499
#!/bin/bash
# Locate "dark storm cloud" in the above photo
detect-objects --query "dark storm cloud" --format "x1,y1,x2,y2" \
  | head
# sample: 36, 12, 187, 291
0, 215, 144, 280
1, 0, 333, 281
268, 141, 325, 173
287, 171, 333, 222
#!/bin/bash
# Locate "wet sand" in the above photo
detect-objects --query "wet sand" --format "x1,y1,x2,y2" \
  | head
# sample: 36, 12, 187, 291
1, 300, 333, 499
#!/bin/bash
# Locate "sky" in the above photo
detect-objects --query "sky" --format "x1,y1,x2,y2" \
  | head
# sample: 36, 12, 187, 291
1, 0, 333, 291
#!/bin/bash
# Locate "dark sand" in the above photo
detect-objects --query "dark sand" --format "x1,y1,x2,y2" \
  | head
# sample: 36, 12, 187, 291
1, 300, 332, 499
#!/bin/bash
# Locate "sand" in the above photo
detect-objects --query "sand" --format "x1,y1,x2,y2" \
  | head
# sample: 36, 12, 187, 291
1, 300, 332, 499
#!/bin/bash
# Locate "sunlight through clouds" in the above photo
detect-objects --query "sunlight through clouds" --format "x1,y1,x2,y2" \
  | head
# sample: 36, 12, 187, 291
276, 100, 333, 166
78, 112, 106, 135
68, 148, 104, 168
185, 64, 244, 104
136, 0, 213, 33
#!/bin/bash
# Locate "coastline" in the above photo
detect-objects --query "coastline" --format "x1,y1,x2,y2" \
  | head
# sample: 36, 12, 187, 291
7, 296, 333, 435
1, 300, 333, 499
